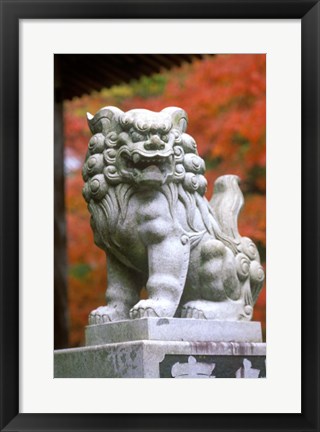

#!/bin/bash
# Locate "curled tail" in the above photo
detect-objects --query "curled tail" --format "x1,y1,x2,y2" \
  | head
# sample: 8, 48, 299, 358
210, 175, 265, 307
210, 175, 243, 241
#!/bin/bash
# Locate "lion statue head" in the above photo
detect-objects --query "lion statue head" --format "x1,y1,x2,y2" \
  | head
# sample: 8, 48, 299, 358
82, 106, 207, 202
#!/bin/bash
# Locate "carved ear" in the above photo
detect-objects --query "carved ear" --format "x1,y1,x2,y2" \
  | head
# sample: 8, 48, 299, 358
161, 107, 188, 132
87, 106, 124, 135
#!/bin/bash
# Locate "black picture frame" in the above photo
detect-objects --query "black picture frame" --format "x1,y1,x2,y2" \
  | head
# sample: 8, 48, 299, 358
0, 1, 319, 431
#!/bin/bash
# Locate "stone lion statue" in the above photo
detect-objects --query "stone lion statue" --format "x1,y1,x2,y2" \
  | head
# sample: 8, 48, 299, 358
82, 106, 264, 324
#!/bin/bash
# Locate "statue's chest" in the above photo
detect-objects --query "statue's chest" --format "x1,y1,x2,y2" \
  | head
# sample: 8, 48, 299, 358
114, 191, 173, 250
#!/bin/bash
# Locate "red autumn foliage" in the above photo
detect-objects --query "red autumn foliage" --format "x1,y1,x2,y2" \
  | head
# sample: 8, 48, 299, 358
64, 54, 266, 346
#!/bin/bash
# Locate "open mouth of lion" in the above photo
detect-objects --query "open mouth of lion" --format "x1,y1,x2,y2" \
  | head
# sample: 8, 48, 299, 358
118, 150, 174, 185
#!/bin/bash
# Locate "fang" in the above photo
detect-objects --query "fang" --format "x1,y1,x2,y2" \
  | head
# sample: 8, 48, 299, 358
133, 154, 141, 164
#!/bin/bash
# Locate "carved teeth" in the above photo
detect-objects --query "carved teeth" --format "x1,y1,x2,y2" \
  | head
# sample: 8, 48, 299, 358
133, 154, 141, 164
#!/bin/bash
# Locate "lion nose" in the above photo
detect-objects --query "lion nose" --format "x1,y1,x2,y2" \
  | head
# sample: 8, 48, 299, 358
144, 135, 165, 151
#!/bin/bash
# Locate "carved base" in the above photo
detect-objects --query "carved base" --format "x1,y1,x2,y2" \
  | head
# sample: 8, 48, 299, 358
54, 319, 266, 378
85, 317, 262, 345
54, 340, 266, 378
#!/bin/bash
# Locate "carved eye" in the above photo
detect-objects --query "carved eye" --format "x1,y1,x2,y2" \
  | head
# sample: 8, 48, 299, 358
161, 134, 168, 143
131, 131, 145, 142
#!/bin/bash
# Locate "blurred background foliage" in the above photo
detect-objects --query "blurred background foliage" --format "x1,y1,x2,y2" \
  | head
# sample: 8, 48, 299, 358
64, 54, 266, 347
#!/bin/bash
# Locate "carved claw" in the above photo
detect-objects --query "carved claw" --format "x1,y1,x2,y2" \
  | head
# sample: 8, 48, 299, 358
129, 299, 178, 319
181, 306, 206, 319
181, 299, 249, 321
89, 310, 112, 325
129, 305, 158, 319
88, 305, 127, 324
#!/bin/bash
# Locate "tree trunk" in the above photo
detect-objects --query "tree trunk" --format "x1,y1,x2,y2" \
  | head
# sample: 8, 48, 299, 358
54, 57, 69, 348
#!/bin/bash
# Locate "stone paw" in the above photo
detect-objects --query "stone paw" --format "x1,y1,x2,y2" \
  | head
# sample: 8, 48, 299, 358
181, 299, 248, 321
181, 306, 206, 319
129, 299, 174, 319
88, 305, 127, 325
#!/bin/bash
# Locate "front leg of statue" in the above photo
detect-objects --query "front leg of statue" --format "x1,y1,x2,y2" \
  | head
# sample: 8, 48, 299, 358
129, 234, 190, 319
89, 253, 141, 324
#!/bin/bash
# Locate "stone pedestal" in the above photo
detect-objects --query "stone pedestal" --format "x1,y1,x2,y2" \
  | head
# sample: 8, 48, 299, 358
54, 318, 266, 378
